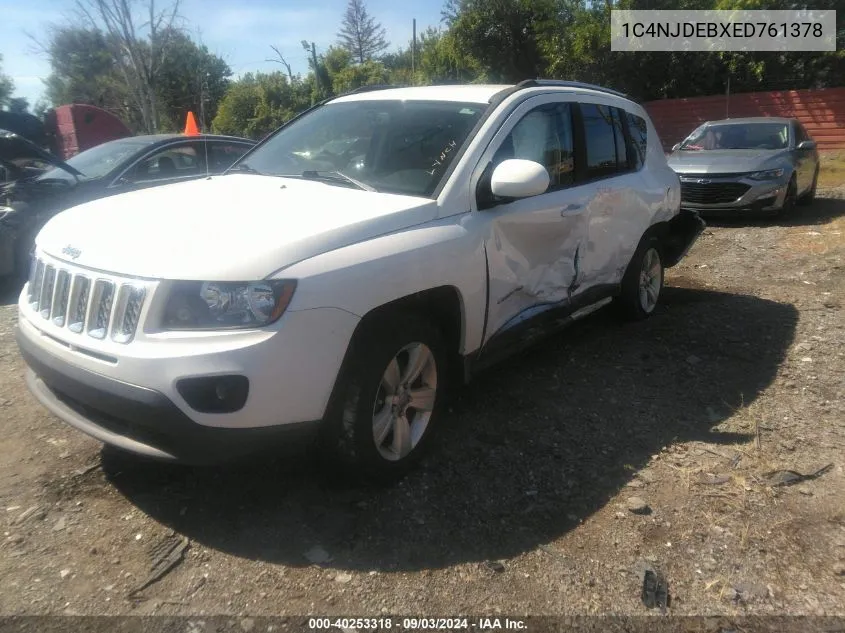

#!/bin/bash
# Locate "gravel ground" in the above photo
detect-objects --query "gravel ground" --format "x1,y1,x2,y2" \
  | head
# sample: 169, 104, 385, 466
0, 192, 844, 621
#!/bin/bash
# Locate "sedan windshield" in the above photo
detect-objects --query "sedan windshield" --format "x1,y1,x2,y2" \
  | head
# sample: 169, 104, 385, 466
680, 122, 789, 151
232, 100, 486, 197
37, 138, 155, 182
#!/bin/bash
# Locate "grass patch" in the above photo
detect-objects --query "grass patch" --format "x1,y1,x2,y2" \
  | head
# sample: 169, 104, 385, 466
818, 152, 845, 189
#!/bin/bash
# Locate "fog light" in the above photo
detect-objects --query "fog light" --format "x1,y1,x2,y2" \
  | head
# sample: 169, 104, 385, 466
177, 375, 249, 413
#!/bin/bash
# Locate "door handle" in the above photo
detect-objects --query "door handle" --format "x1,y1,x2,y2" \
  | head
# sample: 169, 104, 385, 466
560, 203, 583, 216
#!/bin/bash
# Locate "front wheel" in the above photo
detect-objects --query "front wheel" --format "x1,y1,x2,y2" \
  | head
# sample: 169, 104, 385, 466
776, 175, 798, 217
615, 237, 664, 321
321, 311, 447, 481
798, 166, 819, 206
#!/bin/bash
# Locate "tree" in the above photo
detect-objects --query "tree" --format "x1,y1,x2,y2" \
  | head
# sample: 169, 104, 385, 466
267, 45, 295, 84
212, 72, 310, 140
42, 26, 135, 124
75, 0, 183, 133
337, 0, 388, 63
0, 55, 14, 108
154, 29, 231, 132
6, 97, 30, 114
448, 0, 560, 81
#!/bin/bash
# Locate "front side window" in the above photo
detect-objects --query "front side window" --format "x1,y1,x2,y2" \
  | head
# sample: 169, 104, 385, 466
491, 102, 575, 192
126, 145, 200, 183
233, 100, 485, 197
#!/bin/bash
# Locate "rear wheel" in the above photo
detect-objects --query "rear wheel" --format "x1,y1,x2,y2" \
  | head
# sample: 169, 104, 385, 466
798, 166, 819, 206
321, 311, 447, 481
615, 236, 664, 321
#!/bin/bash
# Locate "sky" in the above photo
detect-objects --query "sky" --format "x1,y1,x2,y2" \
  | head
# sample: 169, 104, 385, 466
0, 0, 444, 108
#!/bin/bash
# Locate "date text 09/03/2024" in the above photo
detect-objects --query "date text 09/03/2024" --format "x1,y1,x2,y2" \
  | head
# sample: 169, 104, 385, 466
308, 617, 528, 630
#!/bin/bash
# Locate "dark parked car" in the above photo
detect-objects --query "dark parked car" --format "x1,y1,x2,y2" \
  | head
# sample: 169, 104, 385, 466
0, 129, 59, 183
667, 117, 820, 217
1, 133, 254, 278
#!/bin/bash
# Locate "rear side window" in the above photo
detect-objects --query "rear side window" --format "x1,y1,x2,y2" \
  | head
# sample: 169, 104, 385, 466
626, 112, 648, 169
580, 104, 619, 180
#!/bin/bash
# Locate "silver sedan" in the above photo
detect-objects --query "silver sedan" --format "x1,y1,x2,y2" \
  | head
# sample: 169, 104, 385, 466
667, 117, 820, 217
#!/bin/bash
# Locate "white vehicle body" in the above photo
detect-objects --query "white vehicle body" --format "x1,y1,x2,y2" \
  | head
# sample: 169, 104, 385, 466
17, 81, 703, 471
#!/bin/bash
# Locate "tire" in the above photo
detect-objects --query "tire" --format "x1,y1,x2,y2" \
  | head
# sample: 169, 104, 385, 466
321, 310, 447, 481
798, 166, 819, 206
776, 175, 798, 217
614, 236, 664, 321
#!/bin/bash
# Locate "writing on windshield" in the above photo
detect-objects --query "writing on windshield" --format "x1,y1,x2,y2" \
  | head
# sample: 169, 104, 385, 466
238, 100, 484, 197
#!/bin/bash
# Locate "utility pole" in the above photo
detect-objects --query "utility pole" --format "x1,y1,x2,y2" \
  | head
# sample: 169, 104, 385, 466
726, 74, 731, 119
411, 18, 417, 84
302, 40, 322, 104
198, 71, 209, 133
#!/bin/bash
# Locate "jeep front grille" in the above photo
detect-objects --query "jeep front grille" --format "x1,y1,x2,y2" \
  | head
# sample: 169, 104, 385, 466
27, 257, 147, 344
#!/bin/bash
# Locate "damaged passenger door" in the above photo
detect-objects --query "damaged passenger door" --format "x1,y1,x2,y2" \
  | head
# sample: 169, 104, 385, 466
474, 96, 590, 345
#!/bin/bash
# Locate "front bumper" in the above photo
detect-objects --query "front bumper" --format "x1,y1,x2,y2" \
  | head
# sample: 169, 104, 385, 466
678, 174, 788, 214
17, 326, 323, 463
16, 276, 360, 462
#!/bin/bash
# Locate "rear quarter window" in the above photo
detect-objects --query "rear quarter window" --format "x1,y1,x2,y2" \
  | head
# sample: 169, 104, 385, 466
625, 112, 648, 170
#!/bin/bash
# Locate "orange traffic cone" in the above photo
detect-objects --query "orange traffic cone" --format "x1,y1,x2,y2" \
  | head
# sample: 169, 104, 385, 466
184, 111, 200, 136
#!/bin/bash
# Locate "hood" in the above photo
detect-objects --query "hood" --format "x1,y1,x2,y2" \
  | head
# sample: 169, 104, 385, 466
667, 149, 788, 175
0, 130, 83, 179
36, 174, 438, 280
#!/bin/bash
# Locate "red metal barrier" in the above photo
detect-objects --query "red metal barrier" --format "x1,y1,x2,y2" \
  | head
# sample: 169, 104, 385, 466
644, 87, 845, 151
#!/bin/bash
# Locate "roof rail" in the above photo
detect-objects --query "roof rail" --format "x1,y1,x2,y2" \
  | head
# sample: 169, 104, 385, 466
515, 79, 630, 99
346, 84, 407, 95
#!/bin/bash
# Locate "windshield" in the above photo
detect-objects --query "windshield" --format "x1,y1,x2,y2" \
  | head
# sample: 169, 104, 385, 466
233, 100, 485, 197
680, 122, 790, 151
37, 138, 153, 182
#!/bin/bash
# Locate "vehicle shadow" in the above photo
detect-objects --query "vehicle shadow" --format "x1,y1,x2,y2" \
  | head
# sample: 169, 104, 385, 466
705, 194, 845, 229
102, 285, 798, 572
0, 276, 23, 307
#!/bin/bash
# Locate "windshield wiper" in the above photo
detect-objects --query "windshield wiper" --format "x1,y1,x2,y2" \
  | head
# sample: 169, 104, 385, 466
228, 162, 265, 175
300, 170, 376, 192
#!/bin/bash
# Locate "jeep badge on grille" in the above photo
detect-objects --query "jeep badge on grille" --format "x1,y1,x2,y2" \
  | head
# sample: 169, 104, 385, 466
62, 245, 82, 260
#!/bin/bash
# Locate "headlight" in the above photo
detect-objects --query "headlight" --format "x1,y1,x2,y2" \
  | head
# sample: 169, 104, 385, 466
748, 168, 784, 180
162, 280, 296, 330
0, 205, 13, 221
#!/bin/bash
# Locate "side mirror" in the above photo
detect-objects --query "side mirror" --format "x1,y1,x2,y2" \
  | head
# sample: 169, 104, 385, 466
797, 140, 816, 150
490, 159, 550, 199
671, 143, 681, 152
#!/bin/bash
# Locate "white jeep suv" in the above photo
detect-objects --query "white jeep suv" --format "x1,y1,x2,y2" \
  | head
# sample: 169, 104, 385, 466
16, 80, 703, 478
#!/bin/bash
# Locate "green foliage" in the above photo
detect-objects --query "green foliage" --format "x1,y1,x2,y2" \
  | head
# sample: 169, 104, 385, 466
154, 30, 233, 132
211, 72, 311, 140
43, 25, 231, 134
0, 55, 14, 108
6, 97, 29, 114
448, 0, 562, 81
